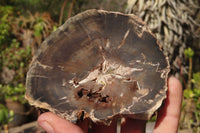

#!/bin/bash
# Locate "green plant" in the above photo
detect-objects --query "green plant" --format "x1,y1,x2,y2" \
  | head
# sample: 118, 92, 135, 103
1, 39, 32, 83
183, 73, 200, 99
184, 47, 194, 58
0, 104, 14, 125
191, 72, 200, 110
12, 12, 57, 55
184, 47, 194, 89
183, 72, 200, 98
0, 6, 12, 46
192, 72, 200, 90
181, 48, 200, 132
0, 83, 27, 104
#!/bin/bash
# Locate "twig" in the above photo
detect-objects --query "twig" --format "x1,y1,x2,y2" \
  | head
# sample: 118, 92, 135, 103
181, 55, 193, 129
187, 57, 192, 89
67, 0, 75, 19
59, 0, 68, 25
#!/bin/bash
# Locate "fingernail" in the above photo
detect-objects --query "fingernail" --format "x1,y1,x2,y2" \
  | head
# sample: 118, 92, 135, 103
39, 121, 54, 133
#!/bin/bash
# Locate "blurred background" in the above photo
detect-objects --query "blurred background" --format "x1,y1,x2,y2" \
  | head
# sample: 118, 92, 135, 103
0, 0, 199, 132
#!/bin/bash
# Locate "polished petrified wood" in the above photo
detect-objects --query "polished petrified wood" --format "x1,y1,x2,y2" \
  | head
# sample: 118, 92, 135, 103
26, 9, 170, 124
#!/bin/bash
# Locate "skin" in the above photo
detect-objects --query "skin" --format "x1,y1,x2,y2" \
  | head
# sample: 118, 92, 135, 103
37, 77, 182, 133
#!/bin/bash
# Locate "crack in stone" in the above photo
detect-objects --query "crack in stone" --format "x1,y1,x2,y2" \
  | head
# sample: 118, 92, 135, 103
118, 29, 130, 49
28, 75, 48, 78
36, 60, 53, 69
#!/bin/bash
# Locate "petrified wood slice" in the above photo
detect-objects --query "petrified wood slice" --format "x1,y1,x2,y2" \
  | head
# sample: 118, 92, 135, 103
26, 9, 170, 124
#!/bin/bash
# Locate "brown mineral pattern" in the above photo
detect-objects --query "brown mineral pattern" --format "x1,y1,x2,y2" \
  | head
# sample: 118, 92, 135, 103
26, 9, 170, 125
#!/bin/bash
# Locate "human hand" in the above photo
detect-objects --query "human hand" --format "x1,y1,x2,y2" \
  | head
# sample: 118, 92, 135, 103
37, 77, 182, 133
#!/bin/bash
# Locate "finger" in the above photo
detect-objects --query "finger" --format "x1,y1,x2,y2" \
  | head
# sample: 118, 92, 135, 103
154, 77, 182, 133
38, 112, 84, 133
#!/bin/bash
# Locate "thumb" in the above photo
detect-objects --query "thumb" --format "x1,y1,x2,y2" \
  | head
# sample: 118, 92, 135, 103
38, 112, 84, 133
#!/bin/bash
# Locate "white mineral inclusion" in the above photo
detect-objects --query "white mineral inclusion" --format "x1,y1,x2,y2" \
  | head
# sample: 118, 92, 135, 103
76, 60, 143, 86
